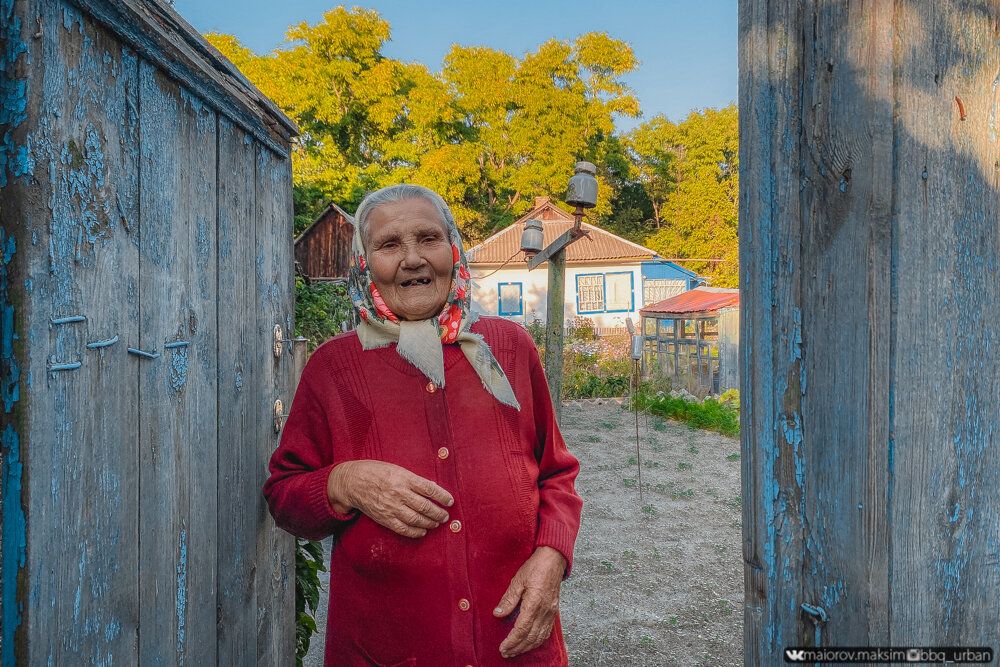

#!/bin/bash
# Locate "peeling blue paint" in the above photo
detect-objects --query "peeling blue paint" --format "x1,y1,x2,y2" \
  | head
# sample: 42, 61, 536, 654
176, 526, 188, 665
1, 0, 32, 189
169, 346, 188, 401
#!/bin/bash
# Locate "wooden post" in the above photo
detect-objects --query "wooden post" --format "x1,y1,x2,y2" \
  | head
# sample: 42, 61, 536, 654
740, 0, 1000, 659
543, 248, 567, 423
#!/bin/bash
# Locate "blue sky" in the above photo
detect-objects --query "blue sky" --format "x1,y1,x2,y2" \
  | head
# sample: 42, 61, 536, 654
172, 0, 737, 133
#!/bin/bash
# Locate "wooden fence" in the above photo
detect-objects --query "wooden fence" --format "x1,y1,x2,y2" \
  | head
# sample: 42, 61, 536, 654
741, 0, 1000, 660
1, 1, 298, 664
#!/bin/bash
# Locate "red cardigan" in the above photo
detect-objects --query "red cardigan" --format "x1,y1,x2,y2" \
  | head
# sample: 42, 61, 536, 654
264, 317, 583, 666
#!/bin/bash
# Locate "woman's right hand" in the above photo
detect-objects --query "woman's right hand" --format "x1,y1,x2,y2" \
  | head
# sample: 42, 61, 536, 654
326, 460, 454, 538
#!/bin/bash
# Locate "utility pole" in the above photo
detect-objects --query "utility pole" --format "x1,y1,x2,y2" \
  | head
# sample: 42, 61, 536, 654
520, 162, 597, 423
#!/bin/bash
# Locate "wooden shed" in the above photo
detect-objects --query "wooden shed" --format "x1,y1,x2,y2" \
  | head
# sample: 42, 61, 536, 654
639, 287, 740, 394
295, 203, 354, 281
1, 1, 298, 664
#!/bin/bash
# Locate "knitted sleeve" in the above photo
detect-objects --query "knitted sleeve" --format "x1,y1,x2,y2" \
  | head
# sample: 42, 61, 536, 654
518, 325, 584, 577
262, 356, 359, 541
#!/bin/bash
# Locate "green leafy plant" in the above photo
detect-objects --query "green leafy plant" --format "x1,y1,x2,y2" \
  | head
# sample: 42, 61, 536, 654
678, 461, 693, 471
726, 452, 740, 461
294, 278, 353, 351
632, 391, 740, 438
295, 539, 327, 666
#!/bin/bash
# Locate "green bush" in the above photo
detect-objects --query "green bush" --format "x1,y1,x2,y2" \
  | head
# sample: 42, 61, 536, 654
294, 539, 327, 666
632, 392, 740, 438
295, 278, 353, 351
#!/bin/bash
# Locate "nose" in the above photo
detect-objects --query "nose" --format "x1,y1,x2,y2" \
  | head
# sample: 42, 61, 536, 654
400, 240, 426, 269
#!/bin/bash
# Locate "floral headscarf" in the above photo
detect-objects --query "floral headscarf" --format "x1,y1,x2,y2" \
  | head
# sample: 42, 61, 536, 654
347, 185, 520, 410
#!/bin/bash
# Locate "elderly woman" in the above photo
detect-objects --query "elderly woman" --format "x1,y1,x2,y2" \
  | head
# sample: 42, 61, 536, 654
264, 184, 583, 666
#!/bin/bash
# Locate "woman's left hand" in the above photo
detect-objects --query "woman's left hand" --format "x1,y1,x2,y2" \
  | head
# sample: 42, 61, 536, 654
493, 546, 567, 659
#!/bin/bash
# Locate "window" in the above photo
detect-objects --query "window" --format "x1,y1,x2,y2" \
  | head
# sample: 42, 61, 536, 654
643, 278, 687, 306
576, 272, 634, 314
577, 275, 604, 313
605, 272, 633, 312
498, 282, 523, 316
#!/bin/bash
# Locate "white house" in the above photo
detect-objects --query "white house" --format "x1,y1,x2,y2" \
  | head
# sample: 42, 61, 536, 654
467, 197, 702, 331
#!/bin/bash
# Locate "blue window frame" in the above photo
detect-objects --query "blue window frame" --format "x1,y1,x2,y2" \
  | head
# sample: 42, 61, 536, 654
575, 272, 634, 314
498, 282, 523, 316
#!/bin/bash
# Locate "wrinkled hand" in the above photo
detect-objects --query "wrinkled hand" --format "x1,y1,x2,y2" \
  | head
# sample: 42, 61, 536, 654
493, 546, 567, 659
326, 460, 453, 538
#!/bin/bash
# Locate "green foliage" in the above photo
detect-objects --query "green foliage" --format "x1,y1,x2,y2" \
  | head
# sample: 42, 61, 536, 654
632, 391, 740, 438
629, 105, 739, 286
560, 335, 633, 399
294, 539, 327, 666
294, 278, 353, 351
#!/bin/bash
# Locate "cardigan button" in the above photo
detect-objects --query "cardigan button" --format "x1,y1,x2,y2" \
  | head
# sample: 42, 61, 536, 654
437, 447, 449, 460
426, 381, 437, 393
458, 598, 470, 612
449, 520, 462, 533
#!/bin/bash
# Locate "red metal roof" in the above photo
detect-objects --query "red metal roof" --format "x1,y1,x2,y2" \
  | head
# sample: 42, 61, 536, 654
640, 287, 740, 316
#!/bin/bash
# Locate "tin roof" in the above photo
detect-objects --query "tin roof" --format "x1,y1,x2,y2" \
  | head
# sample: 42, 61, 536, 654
466, 218, 659, 264
640, 287, 740, 317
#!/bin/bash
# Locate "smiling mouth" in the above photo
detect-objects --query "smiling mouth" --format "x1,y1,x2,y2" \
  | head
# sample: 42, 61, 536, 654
400, 278, 432, 287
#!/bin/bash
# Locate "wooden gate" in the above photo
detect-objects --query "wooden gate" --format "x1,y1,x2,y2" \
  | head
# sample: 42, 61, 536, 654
1, 0, 298, 663
740, 0, 1000, 660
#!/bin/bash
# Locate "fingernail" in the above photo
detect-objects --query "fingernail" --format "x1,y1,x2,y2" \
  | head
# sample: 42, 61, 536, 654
494, 607, 503, 614
447, 499, 454, 507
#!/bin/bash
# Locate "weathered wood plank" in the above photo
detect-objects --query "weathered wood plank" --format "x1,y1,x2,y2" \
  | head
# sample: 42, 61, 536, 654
137, 59, 219, 665
216, 115, 259, 666
254, 145, 296, 666
8, 3, 141, 663
741, 0, 1000, 658
891, 2, 1000, 644
64, 0, 296, 157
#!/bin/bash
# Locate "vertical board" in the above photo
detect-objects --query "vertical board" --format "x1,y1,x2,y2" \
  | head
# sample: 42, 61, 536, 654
254, 145, 296, 665
14, 2, 141, 663
740, 0, 1000, 658
717, 309, 739, 392
216, 116, 259, 664
890, 2, 1000, 643
137, 60, 219, 665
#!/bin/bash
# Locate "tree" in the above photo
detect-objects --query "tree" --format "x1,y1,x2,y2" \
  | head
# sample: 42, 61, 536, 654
630, 105, 738, 286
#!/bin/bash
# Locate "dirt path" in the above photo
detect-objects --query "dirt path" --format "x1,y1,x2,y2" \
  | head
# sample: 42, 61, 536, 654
559, 400, 743, 666
305, 400, 743, 666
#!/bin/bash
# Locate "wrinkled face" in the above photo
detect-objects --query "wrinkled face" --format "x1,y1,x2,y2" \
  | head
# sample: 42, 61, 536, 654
366, 197, 454, 321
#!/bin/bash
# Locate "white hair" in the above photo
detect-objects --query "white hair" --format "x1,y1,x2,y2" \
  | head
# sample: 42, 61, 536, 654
354, 184, 454, 251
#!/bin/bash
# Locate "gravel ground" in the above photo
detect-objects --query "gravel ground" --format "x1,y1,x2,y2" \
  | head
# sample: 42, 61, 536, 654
304, 400, 743, 666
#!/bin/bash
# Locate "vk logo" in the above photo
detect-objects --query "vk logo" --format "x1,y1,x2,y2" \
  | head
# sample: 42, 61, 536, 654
785, 649, 806, 661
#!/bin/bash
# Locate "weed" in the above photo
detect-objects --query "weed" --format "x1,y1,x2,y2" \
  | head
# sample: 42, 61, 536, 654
651, 442, 665, 452
731, 519, 742, 528
727, 495, 742, 508
596, 464, 610, 471
632, 391, 740, 437
705, 487, 718, 498
640, 635, 652, 647
627, 456, 637, 465
651, 419, 667, 432
672, 488, 695, 500
642, 459, 660, 468
653, 546, 661, 559
600, 560, 613, 571
622, 477, 637, 488
688, 445, 699, 454
678, 461, 693, 471
719, 599, 732, 615
622, 549, 636, 558
713, 543, 726, 552
655, 483, 668, 493
726, 452, 740, 461
669, 615, 678, 626
584, 434, 601, 443
589, 598, 596, 607
600, 420, 618, 429
642, 504, 658, 516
